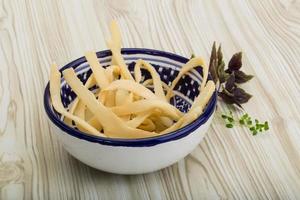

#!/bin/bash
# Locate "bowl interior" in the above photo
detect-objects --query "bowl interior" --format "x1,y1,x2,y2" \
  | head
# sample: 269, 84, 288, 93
60, 50, 203, 116
44, 48, 216, 146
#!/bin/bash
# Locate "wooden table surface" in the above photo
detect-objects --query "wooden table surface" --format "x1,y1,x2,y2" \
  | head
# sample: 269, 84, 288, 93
1, 0, 300, 199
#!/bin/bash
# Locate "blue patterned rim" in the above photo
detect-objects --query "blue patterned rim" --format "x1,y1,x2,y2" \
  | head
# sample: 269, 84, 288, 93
44, 48, 217, 147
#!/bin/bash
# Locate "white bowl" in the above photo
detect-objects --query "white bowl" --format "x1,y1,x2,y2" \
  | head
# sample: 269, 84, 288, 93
44, 48, 217, 174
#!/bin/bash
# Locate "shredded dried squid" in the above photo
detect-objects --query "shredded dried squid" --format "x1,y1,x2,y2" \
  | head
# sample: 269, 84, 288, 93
49, 20, 215, 139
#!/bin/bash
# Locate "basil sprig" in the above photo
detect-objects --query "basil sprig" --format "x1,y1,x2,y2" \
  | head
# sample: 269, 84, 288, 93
209, 42, 253, 108
194, 42, 270, 135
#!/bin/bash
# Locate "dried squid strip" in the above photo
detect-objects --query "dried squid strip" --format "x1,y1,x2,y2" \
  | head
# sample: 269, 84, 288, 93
134, 59, 166, 101
107, 20, 133, 80
166, 57, 208, 100
50, 64, 104, 137
160, 81, 215, 134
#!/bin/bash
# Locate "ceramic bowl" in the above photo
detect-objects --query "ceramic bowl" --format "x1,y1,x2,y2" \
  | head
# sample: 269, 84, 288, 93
44, 48, 217, 174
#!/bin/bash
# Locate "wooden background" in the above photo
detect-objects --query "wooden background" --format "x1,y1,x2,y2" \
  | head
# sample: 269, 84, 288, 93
0, 0, 300, 199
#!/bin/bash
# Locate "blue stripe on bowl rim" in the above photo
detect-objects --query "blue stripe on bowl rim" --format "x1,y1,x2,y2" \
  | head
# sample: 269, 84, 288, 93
44, 48, 217, 147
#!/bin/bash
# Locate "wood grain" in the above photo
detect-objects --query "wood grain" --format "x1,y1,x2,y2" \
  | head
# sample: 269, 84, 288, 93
0, 0, 299, 199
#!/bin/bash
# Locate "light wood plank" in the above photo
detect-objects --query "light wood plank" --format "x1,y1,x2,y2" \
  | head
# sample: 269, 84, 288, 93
0, 0, 299, 199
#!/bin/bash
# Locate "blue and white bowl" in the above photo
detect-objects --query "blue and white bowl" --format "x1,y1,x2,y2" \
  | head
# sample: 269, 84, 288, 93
44, 48, 217, 174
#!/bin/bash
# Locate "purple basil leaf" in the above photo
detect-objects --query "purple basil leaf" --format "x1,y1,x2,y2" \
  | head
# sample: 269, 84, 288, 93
234, 70, 254, 83
217, 45, 223, 66
216, 45, 230, 83
228, 52, 242, 73
219, 91, 235, 105
208, 42, 219, 83
232, 87, 252, 104
217, 59, 230, 84
225, 74, 236, 92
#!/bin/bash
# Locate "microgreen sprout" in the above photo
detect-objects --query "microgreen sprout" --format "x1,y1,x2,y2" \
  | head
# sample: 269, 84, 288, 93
221, 111, 270, 135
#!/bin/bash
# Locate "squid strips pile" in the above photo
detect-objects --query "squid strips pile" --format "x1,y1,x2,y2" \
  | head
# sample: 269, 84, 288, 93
49, 21, 215, 139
